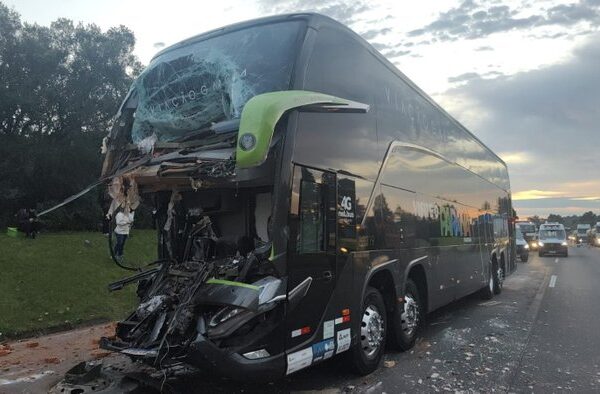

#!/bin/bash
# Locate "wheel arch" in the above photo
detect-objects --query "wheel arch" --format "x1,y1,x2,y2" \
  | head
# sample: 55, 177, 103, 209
365, 267, 397, 316
404, 263, 429, 314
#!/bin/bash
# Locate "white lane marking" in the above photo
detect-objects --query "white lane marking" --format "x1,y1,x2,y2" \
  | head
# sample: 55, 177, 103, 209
549, 275, 557, 288
554, 258, 559, 263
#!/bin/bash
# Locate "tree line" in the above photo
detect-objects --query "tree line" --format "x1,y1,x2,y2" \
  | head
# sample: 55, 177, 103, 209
0, 2, 143, 230
525, 211, 599, 229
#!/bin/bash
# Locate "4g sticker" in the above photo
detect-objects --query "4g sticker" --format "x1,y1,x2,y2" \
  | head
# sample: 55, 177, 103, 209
339, 195, 355, 219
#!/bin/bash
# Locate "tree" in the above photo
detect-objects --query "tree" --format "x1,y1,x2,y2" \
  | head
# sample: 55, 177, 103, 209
0, 2, 142, 229
580, 211, 597, 226
547, 214, 563, 224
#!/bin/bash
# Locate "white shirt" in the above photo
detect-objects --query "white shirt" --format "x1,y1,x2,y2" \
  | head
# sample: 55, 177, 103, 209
115, 211, 135, 235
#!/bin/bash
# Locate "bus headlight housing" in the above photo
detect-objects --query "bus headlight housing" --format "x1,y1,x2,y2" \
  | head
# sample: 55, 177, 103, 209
239, 133, 256, 151
524, 244, 529, 249
538, 241, 544, 247
209, 307, 245, 327
561, 241, 568, 246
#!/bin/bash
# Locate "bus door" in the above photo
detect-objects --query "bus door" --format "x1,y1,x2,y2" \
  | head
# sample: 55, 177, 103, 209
286, 165, 337, 350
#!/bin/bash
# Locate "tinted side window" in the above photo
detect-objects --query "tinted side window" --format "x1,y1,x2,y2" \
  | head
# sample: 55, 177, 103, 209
298, 180, 325, 254
294, 25, 379, 180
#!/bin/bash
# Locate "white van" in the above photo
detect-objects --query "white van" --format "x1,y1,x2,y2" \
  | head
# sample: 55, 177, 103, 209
538, 223, 568, 257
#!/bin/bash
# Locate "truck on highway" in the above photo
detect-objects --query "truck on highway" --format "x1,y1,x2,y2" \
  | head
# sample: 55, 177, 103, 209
94, 13, 515, 381
576, 224, 591, 245
516, 221, 538, 250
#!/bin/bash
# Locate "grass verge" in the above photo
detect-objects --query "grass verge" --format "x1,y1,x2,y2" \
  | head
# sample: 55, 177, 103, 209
0, 230, 156, 339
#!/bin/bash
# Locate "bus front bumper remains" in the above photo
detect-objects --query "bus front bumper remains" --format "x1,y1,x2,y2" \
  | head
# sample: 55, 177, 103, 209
184, 332, 285, 380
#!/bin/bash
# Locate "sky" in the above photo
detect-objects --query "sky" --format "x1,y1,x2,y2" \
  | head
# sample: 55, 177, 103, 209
4, 0, 600, 218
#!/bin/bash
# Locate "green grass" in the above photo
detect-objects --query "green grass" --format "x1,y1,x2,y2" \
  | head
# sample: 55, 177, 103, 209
0, 229, 156, 338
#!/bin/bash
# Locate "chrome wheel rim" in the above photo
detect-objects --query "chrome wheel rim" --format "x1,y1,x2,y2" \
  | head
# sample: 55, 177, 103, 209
361, 304, 384, 359
401, 294, 419, 336
497, 266, 505, 289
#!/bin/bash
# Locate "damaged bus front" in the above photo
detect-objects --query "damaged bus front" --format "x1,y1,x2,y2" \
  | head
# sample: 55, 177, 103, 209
99, 16, 366, 380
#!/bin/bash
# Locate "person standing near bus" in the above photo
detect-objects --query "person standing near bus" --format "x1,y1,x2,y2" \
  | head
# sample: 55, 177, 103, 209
114, 207, 134, 261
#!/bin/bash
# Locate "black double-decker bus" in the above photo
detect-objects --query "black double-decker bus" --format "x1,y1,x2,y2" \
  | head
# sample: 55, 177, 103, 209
99, 13, 514, 380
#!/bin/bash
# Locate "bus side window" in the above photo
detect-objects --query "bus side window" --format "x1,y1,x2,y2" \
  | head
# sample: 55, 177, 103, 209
298, 179, 325, 254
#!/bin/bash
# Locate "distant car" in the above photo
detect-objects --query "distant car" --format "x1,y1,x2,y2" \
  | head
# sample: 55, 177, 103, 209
576, 224, 591, 245
516, 227, 529, 262
538, 223, 568, 257
592, 222, 600, 247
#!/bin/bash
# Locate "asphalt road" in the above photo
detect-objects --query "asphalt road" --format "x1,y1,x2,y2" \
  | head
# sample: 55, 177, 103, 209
2, 245, 600, 393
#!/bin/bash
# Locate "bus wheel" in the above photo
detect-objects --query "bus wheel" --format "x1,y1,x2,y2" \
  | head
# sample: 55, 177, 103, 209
480, 262, 495, 299
349, 286, 386, 375
493, 262, 504, 295
390, 279, 422, 351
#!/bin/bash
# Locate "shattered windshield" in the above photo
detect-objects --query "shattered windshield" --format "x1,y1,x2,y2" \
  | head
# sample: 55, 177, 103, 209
130, 21, 304, 144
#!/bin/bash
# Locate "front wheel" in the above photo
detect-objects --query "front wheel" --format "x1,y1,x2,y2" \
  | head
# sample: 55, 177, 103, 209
539, 251, 544, 257
389, 279, 422, 351
348, 287, 387, 375
520, 253, 529, 263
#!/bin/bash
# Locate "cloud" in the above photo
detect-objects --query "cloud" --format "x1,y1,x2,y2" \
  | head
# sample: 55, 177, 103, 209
408, 0, 600, 41
499, 151, 532, 165
448, 72, 482, 83
441, 33, 600, 215
513, 190, 565, 200
360, 27, 391, 40
382, 48, 411, 58
255, 0, 369, 26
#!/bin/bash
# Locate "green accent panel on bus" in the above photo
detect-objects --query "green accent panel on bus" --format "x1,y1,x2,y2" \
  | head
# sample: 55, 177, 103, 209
205, 279, 260, 290
236, 90, 355, 168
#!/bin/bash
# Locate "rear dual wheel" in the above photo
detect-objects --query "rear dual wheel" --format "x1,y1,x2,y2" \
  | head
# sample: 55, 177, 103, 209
350, 281, 424, 375
481, 260, 503, 299
389, 279, 422, 351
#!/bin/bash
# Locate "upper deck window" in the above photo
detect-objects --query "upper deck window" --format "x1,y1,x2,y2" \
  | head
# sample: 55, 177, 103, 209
130, 21, 304, 144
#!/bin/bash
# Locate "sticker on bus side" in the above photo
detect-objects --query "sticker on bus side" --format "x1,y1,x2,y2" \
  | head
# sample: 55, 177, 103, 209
323, 320, 334, 339
312, 338, 335, 362
336, 328, 351, 354
286, 347, 313, 375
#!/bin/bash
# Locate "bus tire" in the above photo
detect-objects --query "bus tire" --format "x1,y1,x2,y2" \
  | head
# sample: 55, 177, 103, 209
390, 279, 422, 351
520, 253, 528, 263
348, 286, 387, 375
493, 260, 504, 295
480, 261, 496, 299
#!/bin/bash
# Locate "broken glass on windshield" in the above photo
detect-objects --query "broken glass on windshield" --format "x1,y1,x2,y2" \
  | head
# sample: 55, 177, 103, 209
131, 21, 304, 144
